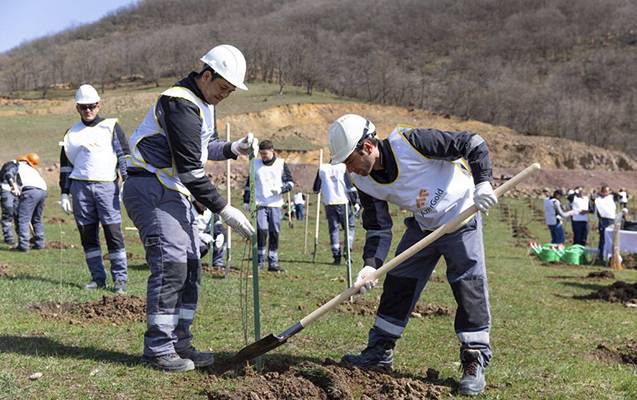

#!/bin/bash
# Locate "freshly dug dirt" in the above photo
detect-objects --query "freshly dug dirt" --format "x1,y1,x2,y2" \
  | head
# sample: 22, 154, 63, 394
46, 217, 66, 224
29, 295, 146, 324
576, 281, 637, 304
206, 359, 446, 400
330, 297, 451, 318
596, 341, 637, 367
586, 271, 616, 279
0, 264, 10, 278
46, 240, 75, 249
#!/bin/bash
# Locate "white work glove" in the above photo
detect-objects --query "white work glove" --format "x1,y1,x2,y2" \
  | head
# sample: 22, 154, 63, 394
199, 232, 213, 245
231, 132, 258, 156
473, 181, 498, 213
214, 233, 225, 249
219, 204, 255, 239
354, 266, 378, 295
60, 194, 73, 214
353, 203, 361, 214
243, 203, 250, 212
270, 187, 282, 196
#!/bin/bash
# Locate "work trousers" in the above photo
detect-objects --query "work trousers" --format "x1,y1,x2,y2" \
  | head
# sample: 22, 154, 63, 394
16, 187, 46, 250
598, 217, 614, 261
548, 223, 565, 245
1, 189, 17, 244
71, 180, 127, 284
123, 175, 200, 357
572, 221, 588, 246
325, 204, 355, 258
368, 216, 492, 366
256, 206, 281, 268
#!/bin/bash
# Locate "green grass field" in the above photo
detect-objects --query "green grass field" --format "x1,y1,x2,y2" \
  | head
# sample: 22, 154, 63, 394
0, 193, 635, 399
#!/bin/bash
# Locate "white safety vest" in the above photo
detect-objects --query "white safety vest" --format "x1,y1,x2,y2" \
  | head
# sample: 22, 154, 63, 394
571, 196, 589, 222
63, 118, 118, 181
618, 191, 628, 203
255, 158, 285, 207
128, 86, 215, 196
543, 198, 560, 225
595, 195, 616, 219
352, 127, 475, 231
319, 163, 349, 205
293, 192, 305, 205
17, 161, 47, 191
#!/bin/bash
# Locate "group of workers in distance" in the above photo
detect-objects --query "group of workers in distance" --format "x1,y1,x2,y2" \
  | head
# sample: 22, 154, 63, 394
542, 185, 630, 264
2, 42, 502, 396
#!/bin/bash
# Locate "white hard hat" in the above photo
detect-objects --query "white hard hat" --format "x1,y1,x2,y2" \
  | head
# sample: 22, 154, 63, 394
200, 44, 248, 90
328, 114, 376, 165
75, 84, 100, 104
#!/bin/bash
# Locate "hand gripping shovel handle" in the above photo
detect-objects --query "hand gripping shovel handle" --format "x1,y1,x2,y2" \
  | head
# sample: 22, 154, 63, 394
226, 163, 540, 368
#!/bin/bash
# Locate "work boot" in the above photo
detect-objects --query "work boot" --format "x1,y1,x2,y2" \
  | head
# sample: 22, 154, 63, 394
142, 353, 195, 372
177, 346, 214, 368
84, 281, 106, 290
333, 255, 342, 265
458, 349, 486, 396
113, 280, 127, 294
268, 264, 284, 273
340, 340, 394, 370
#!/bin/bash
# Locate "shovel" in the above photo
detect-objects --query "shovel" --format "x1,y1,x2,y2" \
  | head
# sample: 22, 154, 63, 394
225, 163, 541, 369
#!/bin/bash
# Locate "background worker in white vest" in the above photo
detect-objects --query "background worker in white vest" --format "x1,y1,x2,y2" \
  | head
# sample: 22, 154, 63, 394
59, 84, 130, 293
617, 188, 628, 209
123, 44, 255, 372
543, 189, 573, 245
594, 185, 616, 263
0, 159, 20, 245
312, 162, 360, 265
328, 114, 497, 396
243, 139, 294, 272
11, 153, 47, 252
293, 191, 305, 221
570, 187, 591, 246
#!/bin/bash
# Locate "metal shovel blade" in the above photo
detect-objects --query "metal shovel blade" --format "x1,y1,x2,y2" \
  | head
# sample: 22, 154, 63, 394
225, 322, 304, 368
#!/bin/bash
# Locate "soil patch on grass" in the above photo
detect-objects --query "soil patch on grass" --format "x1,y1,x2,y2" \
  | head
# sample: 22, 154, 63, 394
326, 297, 452, 318
596, 341, 637, 367
46, 217, 67, 224
29, 295, 146, 324
206, 359, 446, 399
0, 264, 11, 278
46, 240, 75, 249
575, 280, 637, 304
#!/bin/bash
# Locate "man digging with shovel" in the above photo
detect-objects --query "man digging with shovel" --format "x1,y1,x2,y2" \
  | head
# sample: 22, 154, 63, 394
329, 114, 497, 396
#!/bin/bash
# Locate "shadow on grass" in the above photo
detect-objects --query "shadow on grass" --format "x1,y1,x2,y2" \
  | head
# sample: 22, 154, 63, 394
0, 335, 139, 365
7, 273, 84, 289
559, 281, 607, 291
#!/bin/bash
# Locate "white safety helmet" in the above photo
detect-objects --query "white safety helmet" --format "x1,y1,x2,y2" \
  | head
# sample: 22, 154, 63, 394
328, 114, 376, 165
75, 84, 101, 104
200, 44, 248, 90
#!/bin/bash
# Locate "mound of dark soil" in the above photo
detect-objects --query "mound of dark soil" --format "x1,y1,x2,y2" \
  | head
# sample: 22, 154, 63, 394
596, 341, 637, 367
46, 240, 75, 249
586, 271, 616, 279
206, 360, 446, 400
576, 281, 637, 303
330, 297, 451, 318
30, 295, 146, 324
